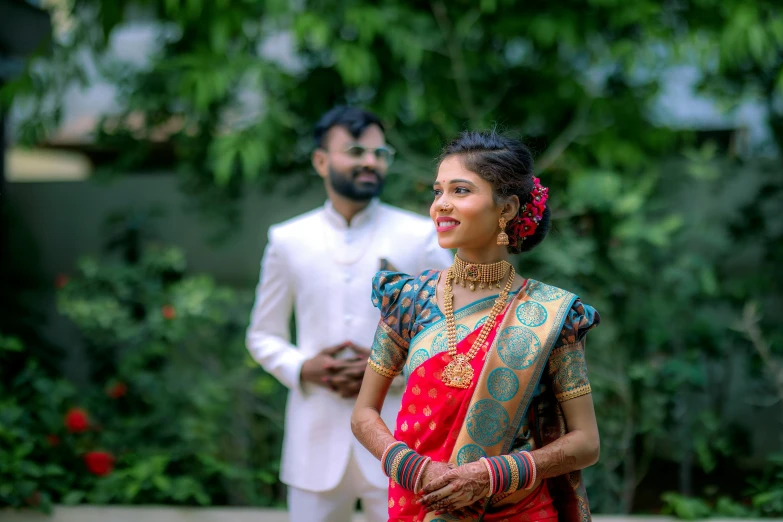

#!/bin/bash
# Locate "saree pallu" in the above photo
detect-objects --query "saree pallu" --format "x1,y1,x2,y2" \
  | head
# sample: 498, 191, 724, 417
388, 281, 589, 522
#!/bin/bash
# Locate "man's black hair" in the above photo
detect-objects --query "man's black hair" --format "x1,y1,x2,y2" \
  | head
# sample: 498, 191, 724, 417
313, 106, 385, 148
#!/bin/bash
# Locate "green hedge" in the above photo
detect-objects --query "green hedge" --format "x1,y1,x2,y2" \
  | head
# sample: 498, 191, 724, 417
1, 245, 286, 511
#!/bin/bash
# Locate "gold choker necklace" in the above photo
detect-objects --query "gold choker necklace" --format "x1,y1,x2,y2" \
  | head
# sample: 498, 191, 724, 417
451, 255, 512, 291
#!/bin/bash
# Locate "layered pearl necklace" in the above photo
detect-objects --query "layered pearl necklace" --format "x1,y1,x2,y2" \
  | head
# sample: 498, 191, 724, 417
441, 256, 516, 389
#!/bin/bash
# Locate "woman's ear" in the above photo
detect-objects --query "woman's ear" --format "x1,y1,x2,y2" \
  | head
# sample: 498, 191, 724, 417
502, 195, 521, 219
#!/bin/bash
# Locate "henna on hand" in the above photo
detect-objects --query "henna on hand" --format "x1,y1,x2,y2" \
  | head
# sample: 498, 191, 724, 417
531, 435, 579, 479
350, 410, 395, 459
449, 500, 484, 519
419, 462, 490, 512
536, 448, 577, 477
418, 461, 454, 494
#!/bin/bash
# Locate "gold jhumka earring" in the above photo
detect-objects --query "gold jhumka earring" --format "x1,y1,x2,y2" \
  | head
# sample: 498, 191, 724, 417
497, 217, 509, 246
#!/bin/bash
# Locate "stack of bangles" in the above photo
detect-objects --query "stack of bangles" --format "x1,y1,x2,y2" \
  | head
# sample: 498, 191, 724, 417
480, 452, 537, 496
381, 441, 431, 493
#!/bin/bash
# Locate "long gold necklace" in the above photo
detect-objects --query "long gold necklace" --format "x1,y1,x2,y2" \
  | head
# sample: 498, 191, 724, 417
451, 255, 511, 291
441, 263, 516, 388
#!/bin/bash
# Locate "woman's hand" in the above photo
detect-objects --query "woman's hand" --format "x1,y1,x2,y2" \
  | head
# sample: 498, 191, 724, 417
418, 461, 490, 513
446, 500, 485, 519
417, 461, 455, 494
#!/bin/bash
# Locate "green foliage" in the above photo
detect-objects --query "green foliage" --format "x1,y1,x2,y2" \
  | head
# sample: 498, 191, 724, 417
685, 1, 783, 146
5, 1, 781, 224
55, 242, 287, 506
748, 455, 783, 516
12, 0, 776, 222
661, 492, 756, 520
0, 239, 287, 509
516, 143, 783, 512
662, 477, 783, 521
0, 336, 71, 513
662, 493, 714, 520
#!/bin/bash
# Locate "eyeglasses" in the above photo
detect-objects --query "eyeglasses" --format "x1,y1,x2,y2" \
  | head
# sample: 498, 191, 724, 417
340, 143, 396, 165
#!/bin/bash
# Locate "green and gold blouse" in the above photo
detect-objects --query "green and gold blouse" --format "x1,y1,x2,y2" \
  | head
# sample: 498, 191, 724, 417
369, 269, 600, 403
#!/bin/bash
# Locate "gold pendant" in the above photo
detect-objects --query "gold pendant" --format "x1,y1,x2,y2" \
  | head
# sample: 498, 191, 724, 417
442, 354, 474, 389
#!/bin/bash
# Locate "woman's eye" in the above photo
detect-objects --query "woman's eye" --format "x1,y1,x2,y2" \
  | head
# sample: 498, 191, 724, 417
455, 187, 470, 194
432, 188, 442, 196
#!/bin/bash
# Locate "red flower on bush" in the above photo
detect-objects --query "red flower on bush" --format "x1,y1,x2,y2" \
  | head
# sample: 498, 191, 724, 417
106, 382, 127, 399
84, 451, 115, 476
24, 491, 41, 507
161, 304, 176, 320
55, 274, 69, 289
64, 408, 90, 433
46, 434, 61, 447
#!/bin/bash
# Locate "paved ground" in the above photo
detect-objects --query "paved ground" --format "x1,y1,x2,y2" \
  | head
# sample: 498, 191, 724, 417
3, 506, 780, 522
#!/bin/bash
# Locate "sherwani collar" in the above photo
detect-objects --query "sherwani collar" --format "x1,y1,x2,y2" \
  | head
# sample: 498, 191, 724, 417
324, 198, 380, 230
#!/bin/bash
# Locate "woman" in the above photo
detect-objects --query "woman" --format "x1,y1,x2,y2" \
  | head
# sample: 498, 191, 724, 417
351, 131, 601, 522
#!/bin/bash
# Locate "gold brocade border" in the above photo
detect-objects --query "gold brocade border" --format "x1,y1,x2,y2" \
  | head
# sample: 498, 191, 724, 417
556, 384, 592, 402
453, 283, 576, 456
368, 321, 410, 378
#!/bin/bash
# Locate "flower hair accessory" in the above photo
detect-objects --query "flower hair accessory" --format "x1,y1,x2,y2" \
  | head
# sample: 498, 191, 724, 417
509, 177, 548, 246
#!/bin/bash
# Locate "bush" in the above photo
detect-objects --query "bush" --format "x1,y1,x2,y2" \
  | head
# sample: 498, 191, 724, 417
0, 244, 287, 509
0, 335, 74, 512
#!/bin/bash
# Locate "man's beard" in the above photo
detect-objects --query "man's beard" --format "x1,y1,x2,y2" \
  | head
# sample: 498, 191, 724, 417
328, 166, 385, 202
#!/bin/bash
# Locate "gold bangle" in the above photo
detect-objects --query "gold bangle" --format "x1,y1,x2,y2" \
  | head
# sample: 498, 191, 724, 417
389, 448, 408, 484
504, 455, 520, 492
380, 441, 404, 475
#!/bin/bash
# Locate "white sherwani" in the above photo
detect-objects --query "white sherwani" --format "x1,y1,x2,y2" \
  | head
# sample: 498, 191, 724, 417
246, 199, 452, 493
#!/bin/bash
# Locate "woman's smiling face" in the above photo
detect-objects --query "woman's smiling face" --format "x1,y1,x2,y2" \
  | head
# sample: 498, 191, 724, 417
430, 156, 503, 251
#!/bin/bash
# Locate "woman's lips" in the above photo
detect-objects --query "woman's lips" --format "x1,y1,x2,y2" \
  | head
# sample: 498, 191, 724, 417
436, 218, 460, 232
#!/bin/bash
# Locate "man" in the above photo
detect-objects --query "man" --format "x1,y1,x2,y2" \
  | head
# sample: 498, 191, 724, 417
246, 106, 451, 522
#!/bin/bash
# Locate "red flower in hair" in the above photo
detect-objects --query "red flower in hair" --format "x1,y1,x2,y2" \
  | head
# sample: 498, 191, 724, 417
46, 434, 61, 447
64, 408, 90, 433
106, 382, 127, 399
530, 200, 546, 213
84, 451, 115, 476
507, 177, 549, 246
161, 304, 176, 320
516, 217, 537, 236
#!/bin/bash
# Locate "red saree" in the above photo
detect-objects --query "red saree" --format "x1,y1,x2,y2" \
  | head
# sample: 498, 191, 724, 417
370, 272, 596, 522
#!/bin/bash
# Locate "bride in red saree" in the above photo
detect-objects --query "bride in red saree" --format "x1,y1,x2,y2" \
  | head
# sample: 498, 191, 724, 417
352, 131, 601, 522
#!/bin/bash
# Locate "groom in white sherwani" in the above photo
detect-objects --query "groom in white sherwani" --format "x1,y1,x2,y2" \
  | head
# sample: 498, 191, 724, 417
246, 106, 451, 522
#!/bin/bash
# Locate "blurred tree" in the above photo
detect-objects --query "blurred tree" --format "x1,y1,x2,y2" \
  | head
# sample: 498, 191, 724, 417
3, 1, 781, 210
3, 0, 783, 514
684, 1, 783, 147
